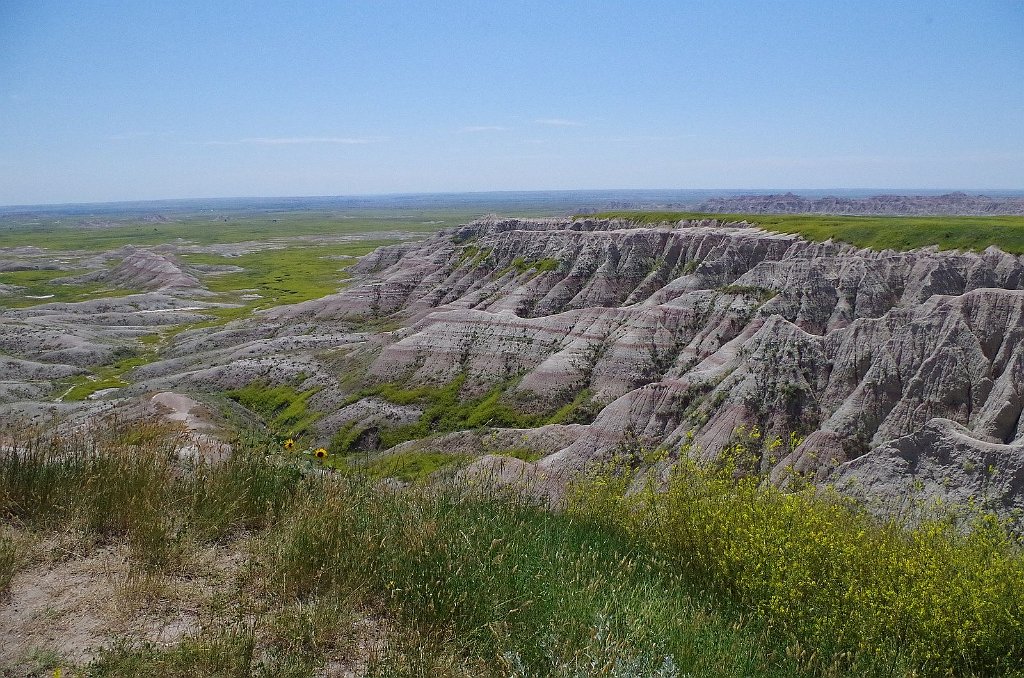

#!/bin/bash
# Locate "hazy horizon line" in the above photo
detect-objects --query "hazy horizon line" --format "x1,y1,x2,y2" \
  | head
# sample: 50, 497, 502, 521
4, 187, 1024, 211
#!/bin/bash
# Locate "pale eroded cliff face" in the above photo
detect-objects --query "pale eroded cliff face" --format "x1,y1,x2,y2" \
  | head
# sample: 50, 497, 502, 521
96, 216, 1019, 520
261, 217, 1024, 509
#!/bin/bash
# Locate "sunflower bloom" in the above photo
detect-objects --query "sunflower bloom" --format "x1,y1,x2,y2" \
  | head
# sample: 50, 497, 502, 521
283, 438, 295, 451
314, 447, 328, 459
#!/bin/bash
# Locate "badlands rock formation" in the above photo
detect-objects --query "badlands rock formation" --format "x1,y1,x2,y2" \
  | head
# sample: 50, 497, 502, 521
5, 216, 1021, 522
56, 246, 204, 292
258, 216, 1023, 516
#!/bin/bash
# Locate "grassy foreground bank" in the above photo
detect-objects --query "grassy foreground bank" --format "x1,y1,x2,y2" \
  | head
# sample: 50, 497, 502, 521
2, 418, 1023, 676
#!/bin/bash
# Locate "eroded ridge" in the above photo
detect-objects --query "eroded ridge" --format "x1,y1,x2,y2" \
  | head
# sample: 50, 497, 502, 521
7, 216, 1024, 522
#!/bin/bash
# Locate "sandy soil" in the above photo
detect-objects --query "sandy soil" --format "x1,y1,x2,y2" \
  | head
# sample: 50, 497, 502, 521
0, 536, 239, 676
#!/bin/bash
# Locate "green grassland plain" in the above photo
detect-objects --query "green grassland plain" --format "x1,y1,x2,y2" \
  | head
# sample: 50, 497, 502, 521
0, 208, 463, 250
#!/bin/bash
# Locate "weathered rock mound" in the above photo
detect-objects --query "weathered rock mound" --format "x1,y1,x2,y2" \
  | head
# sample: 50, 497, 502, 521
833, 418, 1024, 522
59, 246, 203, 292
265, 216, 1024, 517
99, 215, 1024, 524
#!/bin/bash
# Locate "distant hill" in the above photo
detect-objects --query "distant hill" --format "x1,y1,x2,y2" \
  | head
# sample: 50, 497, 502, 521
5, 190, 1024, 222
693, 191, 1024, 216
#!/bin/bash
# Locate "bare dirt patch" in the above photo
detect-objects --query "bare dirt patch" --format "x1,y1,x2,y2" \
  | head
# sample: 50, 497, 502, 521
0, 535, 243, 677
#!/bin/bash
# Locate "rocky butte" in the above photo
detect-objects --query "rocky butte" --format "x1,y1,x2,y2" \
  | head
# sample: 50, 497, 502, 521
110, 215, 1019, 526
6, 214, 1021, 527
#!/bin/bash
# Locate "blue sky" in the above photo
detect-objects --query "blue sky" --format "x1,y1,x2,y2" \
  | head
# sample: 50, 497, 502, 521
1, 0, 1022, 205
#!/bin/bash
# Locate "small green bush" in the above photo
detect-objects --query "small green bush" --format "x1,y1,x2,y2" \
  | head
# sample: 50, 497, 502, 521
716, 284, 778, 302
90, 628, 258, 677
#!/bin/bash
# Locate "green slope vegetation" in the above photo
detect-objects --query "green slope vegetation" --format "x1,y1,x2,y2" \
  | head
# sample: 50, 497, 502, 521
329, 377, 600, 454
59, 351, 160, 401
594, 211, 1024, 254
0, 268, 139, 308
226, 382, 322, 440
180, 240, 391, 308
3, 418, 1024, 676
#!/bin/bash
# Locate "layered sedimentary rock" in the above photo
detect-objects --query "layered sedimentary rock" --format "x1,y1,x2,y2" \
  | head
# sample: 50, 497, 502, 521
832, 418, 1024, 522
14, 216, 1012, 521
267, 217, 1024, 516
56, 246, 204, 292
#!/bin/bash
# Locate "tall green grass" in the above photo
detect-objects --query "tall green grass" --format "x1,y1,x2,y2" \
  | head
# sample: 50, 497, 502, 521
0, 417, 179, 541
4, 415, 1024, 676
260, 478, 788, 677
0, 527, 20, 596
0, 415, 299, 566
570, 456, 1024, 676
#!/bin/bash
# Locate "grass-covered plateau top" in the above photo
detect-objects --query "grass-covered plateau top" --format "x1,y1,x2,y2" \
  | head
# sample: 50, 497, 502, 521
593, 211, 1024, 254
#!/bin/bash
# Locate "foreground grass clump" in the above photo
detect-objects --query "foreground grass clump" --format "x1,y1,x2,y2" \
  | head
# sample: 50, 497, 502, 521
0, 417, 180, 551
571, 457, 1024, 676
0, 415, 300, 567
4, 415, 1024, 676
593, 211, 1024, 254
0, 526, 21, 596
